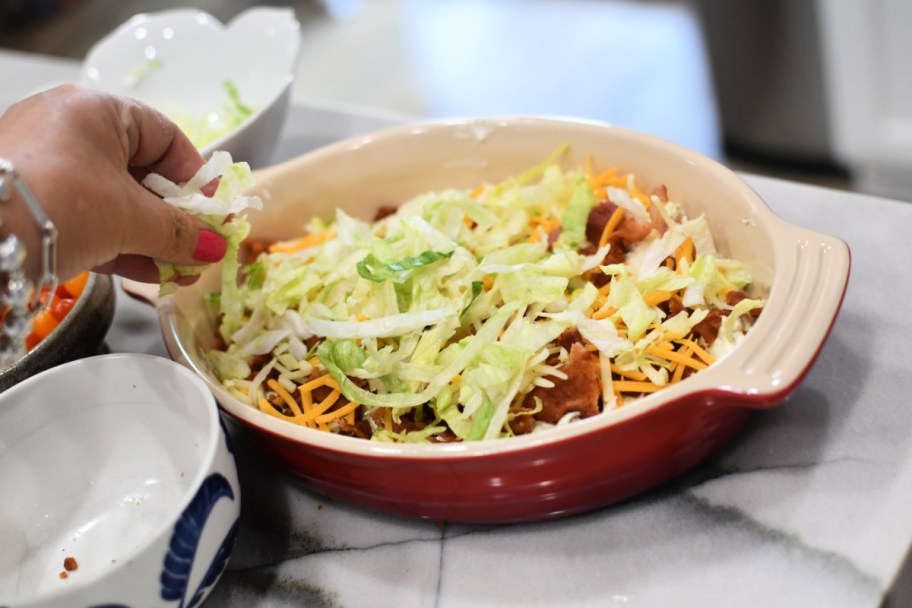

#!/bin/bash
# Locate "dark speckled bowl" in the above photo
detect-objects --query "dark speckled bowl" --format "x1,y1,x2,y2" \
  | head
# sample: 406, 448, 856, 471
0, 273, 116, 392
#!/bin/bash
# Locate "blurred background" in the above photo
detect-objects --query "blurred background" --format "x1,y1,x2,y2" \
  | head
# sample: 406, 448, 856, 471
2, 0, 909, 201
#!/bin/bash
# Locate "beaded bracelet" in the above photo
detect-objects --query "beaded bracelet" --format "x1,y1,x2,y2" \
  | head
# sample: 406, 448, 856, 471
0, 158, 58, 367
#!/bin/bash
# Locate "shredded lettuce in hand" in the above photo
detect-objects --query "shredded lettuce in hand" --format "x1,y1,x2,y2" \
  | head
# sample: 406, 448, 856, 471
142, 151, 262, 299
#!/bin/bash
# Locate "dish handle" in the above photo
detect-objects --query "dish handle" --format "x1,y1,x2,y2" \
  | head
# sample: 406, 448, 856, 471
720, 223, 850, 406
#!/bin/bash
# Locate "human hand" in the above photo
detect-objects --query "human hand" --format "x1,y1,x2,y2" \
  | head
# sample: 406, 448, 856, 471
0, 83, 227, 284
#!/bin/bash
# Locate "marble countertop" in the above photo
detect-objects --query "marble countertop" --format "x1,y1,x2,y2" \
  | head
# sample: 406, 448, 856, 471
4, 49, 912, 608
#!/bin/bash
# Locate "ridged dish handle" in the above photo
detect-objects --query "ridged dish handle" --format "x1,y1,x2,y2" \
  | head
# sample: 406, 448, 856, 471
717, 222, 850, 407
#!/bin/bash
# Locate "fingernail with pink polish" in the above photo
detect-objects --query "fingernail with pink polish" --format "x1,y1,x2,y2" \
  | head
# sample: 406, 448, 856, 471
193, 230, 227, 263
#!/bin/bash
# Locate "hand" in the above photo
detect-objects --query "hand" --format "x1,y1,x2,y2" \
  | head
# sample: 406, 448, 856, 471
0, 83, 227, 284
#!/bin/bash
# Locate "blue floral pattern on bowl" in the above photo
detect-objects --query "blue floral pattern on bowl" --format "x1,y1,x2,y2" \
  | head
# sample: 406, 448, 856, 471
160, 473, 239, 608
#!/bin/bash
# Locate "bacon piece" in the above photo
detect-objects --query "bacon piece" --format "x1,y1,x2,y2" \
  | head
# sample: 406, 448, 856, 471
587, 197, 657, 246
585, 200, 619, 247
547, 226, 562, 251
514, 343, 601, 433
614, 214, 653, 244
337, 419, 372, 440
692, 308, 726, 346
554, 328, 583, 353
582, 198, 654, 275
373, 205, 398, 221
658, 297, 685, 318
726, 290, 762, 319
651, 184, 668, 202
647, 198, 667, 235
509, 415, 536, 435
239, 237, 272, 265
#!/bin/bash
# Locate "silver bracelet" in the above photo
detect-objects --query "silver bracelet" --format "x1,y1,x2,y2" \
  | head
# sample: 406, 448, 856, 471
0, 158, 58, 367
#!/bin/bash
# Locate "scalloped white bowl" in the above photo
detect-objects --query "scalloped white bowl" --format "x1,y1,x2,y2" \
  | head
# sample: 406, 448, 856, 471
0, 354, 240, 608
79, 7, 301, 168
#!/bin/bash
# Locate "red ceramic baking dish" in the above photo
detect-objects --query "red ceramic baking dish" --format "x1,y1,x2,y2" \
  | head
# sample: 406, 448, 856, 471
154, 117, 850, 523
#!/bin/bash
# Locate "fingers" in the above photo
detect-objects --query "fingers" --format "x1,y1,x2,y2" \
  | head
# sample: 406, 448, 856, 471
113, 95, 229, 282
93, 254, 160, 283
94, 255, 202, 286
116, 95, 205, 183
121, 182, 227, 267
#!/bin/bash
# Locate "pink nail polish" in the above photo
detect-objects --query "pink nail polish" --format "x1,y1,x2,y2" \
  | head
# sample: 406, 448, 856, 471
193, 230, 227, 263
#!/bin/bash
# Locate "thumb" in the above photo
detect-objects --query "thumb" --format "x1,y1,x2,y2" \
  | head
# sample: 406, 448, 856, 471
122, 185, 228, 267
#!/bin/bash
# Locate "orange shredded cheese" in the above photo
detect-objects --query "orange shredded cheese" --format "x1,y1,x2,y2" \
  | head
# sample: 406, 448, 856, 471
267, 379, 304, 417
671, 346, 692, 383
268, 231, 336, 254
300, 374, 340, 394
482, 275, 495, 292
597, 206, 626, 249
591, 304, 618, 321
610, 364, 648, 381
258, 398, 289, 420
613, 380, 663, 393
645, 345, 707, 370
383, 408, 393, 431
295, 390, 341, 424
676, 338, 716, 366
643, 290, 673, 307
675, 236, 694, 268
316, 399, 359, 424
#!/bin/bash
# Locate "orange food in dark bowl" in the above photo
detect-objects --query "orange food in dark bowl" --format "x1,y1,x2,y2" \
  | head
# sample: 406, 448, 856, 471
23, 271, 91, 351
0, 272, 115, 392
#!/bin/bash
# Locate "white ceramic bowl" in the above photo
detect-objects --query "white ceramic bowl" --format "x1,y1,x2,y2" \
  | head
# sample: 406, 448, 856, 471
0, 354, 240, 608
79, 7, 301, 168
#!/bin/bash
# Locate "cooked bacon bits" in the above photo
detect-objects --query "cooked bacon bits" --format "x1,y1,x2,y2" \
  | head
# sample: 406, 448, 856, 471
689, 291, 761, 347
651, 184, 668, 202
583, 198, 654, 269
658, 296, 685, 318
239, 237, 272, 265
585, 200, 619, 246
614, 213, 654, 245
692, 308, 725, 347
554, 327, 584, 353
512, 342, 601, 433
726, 290, 762, 318
546, 226, 562, 250
373, 205, 399, 221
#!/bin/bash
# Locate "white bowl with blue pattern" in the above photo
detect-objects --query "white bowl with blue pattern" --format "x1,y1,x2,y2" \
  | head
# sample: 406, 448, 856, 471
0, 354, 240, 608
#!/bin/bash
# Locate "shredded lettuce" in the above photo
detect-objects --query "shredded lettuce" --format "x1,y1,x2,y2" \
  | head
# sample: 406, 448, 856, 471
206, 147, 765, 443
167, 80, 256, 150
357, 250, 454, 282
142, 151, 262, 303
556, 177, 597, 249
